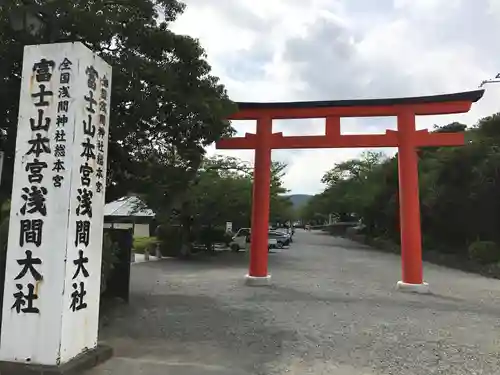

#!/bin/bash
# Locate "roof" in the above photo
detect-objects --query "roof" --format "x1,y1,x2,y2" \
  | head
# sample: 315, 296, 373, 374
103, 196, 155, 217
234, 89, 485, 110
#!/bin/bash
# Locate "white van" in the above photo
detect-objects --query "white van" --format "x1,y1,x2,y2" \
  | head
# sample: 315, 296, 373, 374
230, 228, 277, 252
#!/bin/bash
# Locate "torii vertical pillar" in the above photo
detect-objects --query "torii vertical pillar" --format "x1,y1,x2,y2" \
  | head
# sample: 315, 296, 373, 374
246, 117, 272, 285
396, 111, 428, 293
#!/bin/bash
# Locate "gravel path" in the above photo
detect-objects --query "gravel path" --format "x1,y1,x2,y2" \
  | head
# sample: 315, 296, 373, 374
86, 229, 500, 375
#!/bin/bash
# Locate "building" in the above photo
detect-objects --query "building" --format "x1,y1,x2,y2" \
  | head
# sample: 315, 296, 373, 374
103, 196, 155, 237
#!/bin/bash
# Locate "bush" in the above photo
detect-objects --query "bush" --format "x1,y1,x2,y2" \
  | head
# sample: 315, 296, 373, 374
133, 236, 158, 254
467, 240, 500, 264
369, 236, 400, 253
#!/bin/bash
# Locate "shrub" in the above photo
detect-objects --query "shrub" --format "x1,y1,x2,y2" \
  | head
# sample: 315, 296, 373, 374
369, 236, 400, 253
468, 240, 500, 264
133, 236, 158, 254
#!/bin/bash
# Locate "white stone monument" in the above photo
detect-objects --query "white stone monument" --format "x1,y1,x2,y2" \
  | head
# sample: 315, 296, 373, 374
0, 42, 112, 373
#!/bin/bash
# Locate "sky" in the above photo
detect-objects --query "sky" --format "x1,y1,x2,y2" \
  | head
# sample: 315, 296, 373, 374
171, 0, 500, 195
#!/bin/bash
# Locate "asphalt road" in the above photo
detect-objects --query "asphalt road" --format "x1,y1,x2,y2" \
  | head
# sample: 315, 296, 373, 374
87, 229, 500, 375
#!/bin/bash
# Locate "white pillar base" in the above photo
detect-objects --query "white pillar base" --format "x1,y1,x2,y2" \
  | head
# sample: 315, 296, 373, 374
396, 281, 430, 294
245, 274, 271, 286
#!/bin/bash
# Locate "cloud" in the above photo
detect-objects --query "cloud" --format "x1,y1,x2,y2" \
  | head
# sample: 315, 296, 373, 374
172, 0, 500, 194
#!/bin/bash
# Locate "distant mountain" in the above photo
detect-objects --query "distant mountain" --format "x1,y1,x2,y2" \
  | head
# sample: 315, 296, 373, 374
284, 194, 313, 209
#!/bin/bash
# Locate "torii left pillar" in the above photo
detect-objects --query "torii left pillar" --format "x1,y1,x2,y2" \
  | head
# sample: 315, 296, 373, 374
246, 117, 272, 286
395, 110, 427, 293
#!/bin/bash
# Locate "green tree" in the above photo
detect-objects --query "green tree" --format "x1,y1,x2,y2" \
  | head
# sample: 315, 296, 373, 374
313, 151, 388, 223
190, 156, 253, 230
268, 161, 294, 224
321, 151, 386, 187
0, 0, 235, 206
156, 157, 295, 256
301, 114, 500, 263
299, 193, 329, 225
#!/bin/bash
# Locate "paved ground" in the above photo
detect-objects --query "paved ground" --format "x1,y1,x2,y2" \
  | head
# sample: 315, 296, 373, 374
87, 230, 500, 375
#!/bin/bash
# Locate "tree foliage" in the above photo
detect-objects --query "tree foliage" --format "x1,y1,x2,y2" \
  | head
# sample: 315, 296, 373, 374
0, 0, 235, 206
188, 156, 253, 230
268, 161, 295, 224
155, 155, 294, 256
301, 114, 500, 258
178, 157, 294, 229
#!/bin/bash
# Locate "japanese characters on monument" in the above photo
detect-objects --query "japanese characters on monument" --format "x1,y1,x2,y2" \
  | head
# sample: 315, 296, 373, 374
0, 42, 111, 366
52, 57, 73, 188
60, 44, 111, 363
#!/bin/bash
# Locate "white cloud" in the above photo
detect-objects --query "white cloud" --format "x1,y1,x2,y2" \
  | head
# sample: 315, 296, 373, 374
489, 0, 500, 18
172, 0, 500, 194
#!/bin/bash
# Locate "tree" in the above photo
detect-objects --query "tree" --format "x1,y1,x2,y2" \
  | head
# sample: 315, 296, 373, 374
189, 156, 253, 230
301, 114, 500, 262
0, 0, 236, 206
268, 161, 294, 224
310, 151, 388, 223
156, 156, 295, 256
298, 193, 329, 225
153, 155, 250, 256
321, 151, 386, 187
187, 158, 293, 232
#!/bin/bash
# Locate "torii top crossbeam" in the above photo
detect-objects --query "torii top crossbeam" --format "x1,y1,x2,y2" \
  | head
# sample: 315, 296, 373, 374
225, 90, 484, 119
217, 90, 484, 150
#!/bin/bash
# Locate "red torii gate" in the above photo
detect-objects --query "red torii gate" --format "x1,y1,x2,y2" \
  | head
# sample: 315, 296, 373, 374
217, 90, 484, 292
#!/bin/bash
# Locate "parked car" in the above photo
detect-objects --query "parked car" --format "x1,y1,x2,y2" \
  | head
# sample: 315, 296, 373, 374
230, 228, 277, 252
268, 230, 291, 248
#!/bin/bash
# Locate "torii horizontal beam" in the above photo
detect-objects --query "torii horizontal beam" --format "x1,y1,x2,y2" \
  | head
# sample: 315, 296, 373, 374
217, 129, 464, 149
